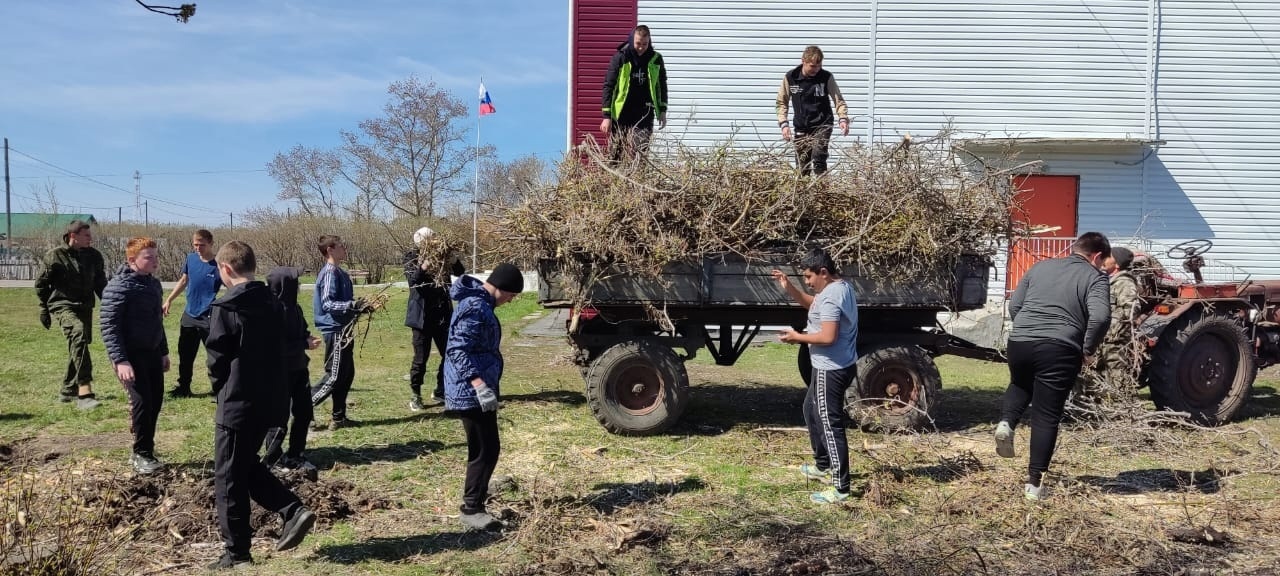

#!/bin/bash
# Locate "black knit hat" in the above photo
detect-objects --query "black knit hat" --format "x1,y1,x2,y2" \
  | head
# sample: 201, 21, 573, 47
487, 263, 524, 294
1111, 247, 1134, 270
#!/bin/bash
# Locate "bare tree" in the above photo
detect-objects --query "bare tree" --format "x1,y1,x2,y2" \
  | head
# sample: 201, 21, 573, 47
134, 1, 196, 22
477, 155, 549, 208
267, 145, 343, 218
340, 76, 492, 219
28, 179, 60, 216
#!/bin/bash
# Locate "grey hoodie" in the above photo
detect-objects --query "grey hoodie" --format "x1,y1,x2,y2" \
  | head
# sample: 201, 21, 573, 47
1008, 254, 1111, 354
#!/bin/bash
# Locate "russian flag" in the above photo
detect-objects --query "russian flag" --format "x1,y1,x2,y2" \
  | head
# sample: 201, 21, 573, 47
479, 82, 496, 116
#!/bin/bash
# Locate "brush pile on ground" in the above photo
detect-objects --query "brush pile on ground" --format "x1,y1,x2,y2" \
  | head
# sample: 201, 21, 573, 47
504, 132, 1021, 304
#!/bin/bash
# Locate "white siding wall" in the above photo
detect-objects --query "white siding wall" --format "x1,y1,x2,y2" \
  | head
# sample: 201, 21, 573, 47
639, 0, 1280, 278
1145, 0, 1280, 273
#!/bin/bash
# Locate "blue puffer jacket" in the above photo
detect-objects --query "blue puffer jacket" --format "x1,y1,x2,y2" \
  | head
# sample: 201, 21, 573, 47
443, 275, 504, 412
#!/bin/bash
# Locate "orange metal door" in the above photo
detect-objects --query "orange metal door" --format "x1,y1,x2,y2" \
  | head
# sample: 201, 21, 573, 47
1007, 175, 1080, 291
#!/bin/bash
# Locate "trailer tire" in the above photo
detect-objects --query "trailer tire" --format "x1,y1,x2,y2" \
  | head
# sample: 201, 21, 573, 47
585, 340, 690, 435
848, 345, 942, 432
1148, 311, 1255, 426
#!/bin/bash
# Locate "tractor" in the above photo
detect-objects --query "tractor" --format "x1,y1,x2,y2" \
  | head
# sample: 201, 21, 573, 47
1133, 239, 1280, 425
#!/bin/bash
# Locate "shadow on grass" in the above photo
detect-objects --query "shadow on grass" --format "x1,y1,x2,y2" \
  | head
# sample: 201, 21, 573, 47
930, 386, 1005, 432
1236, 384, 1280, 421
673, 382, 806, 435
1076, 467, 1226, 494
0, 413, 33, 422
503, 389, 586, 406
314, 530, 503, 563
308, 440, 445, 469
351, 411, 447, 427
583, 477, 707, 514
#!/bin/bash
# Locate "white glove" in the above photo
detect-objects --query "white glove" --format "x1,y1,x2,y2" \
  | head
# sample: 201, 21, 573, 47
474, 383, 499, 412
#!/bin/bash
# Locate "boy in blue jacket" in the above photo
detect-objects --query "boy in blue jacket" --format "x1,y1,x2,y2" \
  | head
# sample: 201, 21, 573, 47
309, 235, 361, 429
444, 263, 523, 531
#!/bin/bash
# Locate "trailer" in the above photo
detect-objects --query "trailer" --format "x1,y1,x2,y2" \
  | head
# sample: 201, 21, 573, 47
538, 252, 1000, 435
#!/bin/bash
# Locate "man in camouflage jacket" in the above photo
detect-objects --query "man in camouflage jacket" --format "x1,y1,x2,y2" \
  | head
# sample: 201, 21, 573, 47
1096, 247, 1140, 392
35, 220, 107, 409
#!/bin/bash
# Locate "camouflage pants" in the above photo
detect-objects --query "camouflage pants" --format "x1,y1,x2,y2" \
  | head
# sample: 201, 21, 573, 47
1081, 340, 1140, 400
53, 308, 94, 395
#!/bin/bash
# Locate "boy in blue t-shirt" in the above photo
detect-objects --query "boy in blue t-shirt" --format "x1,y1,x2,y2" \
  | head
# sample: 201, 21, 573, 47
772, 248, 858, 504
162, 229, 223, 397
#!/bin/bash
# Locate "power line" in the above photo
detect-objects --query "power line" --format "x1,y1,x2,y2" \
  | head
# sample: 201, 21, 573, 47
13, 168, 268, 179
7, 147, 225, 214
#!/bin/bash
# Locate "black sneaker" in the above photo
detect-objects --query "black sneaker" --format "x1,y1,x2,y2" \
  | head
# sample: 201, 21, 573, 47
207, 551, 252, 570
460, 511, 502, 531
408, 395, 425, 412
168, 386, 193, 398
59, 394, 75, 403
275, 507, 316, 551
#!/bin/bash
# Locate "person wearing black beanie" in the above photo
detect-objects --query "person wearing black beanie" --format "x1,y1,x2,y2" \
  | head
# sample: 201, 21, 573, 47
442, 263, 523, 531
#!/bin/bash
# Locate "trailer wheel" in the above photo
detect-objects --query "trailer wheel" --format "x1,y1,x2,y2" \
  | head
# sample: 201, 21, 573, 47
1148, 311, 1255, 425
585, 340, 690, 435
848, 345, 942, 432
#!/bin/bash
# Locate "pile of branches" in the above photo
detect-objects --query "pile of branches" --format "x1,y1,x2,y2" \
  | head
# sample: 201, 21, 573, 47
504, 129, 1026, 304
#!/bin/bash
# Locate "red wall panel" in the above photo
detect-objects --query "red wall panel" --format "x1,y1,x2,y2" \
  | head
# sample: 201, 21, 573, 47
571, 0, 638, 148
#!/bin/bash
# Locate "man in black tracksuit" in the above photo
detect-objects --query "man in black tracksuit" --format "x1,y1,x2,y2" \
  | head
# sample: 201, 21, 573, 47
404, 227, 466, 411
99, 238, 169, 475
601, 24, 668, 164
261, 267, 319, 471
776, 45, 850, 175
995, 232, 1111, 502
206, 241, 314, 569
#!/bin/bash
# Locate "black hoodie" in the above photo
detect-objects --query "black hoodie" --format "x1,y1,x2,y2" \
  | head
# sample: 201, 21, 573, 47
267, 266, 312, 372
206, 280, 288, 430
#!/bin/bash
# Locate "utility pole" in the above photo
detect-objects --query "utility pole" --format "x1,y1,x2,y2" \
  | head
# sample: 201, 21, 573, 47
3, 138, 10, 255
229, 212, 234, 232
118, 206, 122, 224
134, 170, 142, 221
144, 201, 149, 228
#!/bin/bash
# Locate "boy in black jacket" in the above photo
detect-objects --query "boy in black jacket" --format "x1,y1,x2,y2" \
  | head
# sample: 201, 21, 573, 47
262, 267, 321, 471
206, 241, 315, 569
99, 237, 170, 475
404, 226, 465, 411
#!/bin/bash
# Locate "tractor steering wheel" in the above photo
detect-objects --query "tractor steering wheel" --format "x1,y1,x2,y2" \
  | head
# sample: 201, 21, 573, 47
1167, 238, 1213, 260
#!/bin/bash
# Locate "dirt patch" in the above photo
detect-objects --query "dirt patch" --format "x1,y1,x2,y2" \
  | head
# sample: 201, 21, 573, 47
2, 440, 397, 573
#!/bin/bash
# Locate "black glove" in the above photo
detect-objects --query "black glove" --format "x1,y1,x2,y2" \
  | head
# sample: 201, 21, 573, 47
352, 298, 370, 314
39, 310, 51, 330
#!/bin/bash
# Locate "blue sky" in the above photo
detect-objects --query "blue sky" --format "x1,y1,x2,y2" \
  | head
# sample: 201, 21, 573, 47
0, 1, 567, 226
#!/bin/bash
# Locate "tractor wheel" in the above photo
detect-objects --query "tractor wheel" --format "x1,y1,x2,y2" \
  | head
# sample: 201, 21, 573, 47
848, 345, 942, 432
1148, 311, 1255, 425
584, 340, 690, 435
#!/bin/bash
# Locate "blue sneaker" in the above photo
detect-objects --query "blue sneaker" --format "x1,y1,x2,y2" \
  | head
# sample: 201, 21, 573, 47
810, 488, 851, 504
798, 464, 828, 482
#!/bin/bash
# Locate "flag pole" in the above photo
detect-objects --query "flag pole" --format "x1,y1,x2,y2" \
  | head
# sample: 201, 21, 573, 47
472, 79, 481, 273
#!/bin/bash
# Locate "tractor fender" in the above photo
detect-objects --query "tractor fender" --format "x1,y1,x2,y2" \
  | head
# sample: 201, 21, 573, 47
1139, 298, 1252, 342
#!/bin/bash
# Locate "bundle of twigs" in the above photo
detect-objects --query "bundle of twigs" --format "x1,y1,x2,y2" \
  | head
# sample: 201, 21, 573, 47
503, 129, 1025, 305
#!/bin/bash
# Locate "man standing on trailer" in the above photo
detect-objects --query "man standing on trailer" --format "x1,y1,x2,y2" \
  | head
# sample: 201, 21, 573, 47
601, 24, 668, 164
776, 45, 850, 175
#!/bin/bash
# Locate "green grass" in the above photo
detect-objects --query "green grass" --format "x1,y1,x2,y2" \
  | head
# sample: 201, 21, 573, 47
3, 287, 1280, 575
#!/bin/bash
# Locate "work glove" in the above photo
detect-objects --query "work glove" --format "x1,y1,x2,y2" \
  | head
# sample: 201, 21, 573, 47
352, 297, 370, 314
39, 310, 51, 330
474, 384, 499, 413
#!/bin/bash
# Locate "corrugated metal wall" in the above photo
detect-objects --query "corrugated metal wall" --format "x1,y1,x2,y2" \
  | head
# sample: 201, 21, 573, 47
575, 0, 1280, 278
1147, 0, 1280, 272
570, 0, 637, 149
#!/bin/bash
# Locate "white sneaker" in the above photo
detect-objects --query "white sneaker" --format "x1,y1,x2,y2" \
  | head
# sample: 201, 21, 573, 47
994, 421, 1015, 458
1024, 483, 1043, 501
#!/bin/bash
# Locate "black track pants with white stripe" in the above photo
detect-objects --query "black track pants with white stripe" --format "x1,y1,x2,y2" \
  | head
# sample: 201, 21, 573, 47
310, 332, 355, 420
804, 365, 855, 493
